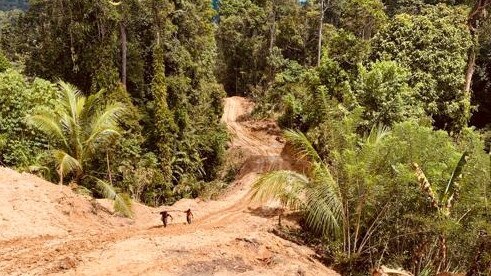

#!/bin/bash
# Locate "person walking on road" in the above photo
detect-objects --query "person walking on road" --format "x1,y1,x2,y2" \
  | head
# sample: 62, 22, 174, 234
160, 211, 173, 227
185, 209, 193, 224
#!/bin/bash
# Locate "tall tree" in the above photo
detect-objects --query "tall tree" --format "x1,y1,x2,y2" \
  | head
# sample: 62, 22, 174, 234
464, 0, 491, 95
317, 0, 327, 66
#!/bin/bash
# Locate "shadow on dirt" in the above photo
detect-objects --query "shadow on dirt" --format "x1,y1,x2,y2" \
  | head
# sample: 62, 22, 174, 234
246, 206, 283, 218
247, 206, 302, 221
147, 225, 164, 230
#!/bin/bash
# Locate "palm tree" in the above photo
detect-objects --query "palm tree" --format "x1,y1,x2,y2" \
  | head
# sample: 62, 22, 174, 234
28, 81, 132, 217
251, 129, 343, 234
251, 126, 390, 257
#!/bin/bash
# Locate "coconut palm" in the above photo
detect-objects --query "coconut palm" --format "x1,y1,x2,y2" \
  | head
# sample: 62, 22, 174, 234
251, 126, 391, 256
27, 81, 132, 217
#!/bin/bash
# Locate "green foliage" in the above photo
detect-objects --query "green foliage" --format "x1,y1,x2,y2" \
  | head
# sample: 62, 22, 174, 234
28, 81, 132, 216
233, 4, 489, 271
0, 69, 56, 168
471, 18, 491, 129
369, 122, 489, 274
216, 0, 320, 95
355, 60, 425, 127
257, 116, 490, 273
270, 54, 356, 131
0, 9, 22, 60
323, 26, 371, 72
271, 55, 355, 131
146, 0, 228, 202
96, 178, 133, 218
339, 0, 388, 39
2, 0, 228, 206
197, 180, 229, 201
0, 49, 9, 72
0, 0, 488, 273
151, 44, 177, 184
372, 4, 473, 131
251, 130, 343, 236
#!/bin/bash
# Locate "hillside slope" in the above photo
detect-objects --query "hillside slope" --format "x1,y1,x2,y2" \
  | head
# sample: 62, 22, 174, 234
0, 97, 338, 276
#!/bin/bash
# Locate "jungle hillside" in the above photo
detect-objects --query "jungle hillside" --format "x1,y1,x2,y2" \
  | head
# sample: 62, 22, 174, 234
0, 0, 490, 275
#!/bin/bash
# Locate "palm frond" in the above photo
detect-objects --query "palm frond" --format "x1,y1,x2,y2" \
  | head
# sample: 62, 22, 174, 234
82, 89, 105, 121
58, 81, 83, 120
366, 124, 391, 145
442, 151, 468, 212
75, 96, 86, 121
251, 170, 309, 210
283, 129, 322, 164
85, 103, 126, 150
304, 182, 343, 236
27, 111, 68, 148
114, 193, 133, 217
60, 112, 74, 134
51, 149, 82, 177
444, 151, 468, 196
28, 164, 51, 176
310, 162, 341, 198
95, 178, 133, 218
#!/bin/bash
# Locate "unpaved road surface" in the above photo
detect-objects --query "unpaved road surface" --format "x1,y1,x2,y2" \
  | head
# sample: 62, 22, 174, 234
0, 97, 338, 276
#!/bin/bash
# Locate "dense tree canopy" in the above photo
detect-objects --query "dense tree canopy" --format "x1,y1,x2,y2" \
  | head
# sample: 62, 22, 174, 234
372, 5, 472, 131
0, 0, 228, 206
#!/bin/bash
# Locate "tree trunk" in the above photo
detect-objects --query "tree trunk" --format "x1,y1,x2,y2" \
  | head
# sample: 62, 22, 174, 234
464, 29, 477, 96
58, 165, 63, 185
120, 22, 127, 88
317, 0, 325, 67
106, 151, 113, 186
268, 4, 276, 80
464, 0, 491, 94
436, 235, 448, 273
269, 5, 276, 53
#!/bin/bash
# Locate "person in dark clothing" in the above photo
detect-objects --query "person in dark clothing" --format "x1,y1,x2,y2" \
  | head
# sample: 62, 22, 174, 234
160, 211, 173, 227
185, 209, 193, 224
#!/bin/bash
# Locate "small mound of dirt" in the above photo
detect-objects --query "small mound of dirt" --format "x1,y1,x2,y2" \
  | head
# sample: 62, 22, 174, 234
244, 120, 282, 136
180, 256, 253, 275
0, 167, 137, 241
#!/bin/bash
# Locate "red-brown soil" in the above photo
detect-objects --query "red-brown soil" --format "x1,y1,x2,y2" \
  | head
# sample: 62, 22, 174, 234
0, 97, 339, 276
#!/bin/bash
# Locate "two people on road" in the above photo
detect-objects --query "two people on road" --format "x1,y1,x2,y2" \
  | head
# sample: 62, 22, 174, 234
159, 209, 194, 228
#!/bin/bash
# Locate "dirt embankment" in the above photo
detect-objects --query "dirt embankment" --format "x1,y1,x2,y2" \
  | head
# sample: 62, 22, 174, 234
0, 96, 338, 276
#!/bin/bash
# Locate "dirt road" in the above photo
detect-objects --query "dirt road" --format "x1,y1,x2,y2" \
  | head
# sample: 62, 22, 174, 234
0, 97, 338, 276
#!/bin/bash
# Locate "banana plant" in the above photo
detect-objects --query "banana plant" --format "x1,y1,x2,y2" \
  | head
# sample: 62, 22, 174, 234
412, 151, 469, 273
412, 151, 469, 218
